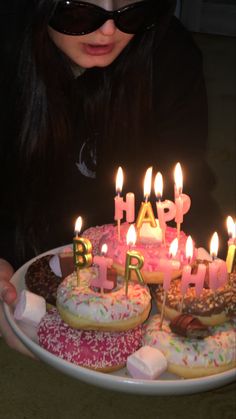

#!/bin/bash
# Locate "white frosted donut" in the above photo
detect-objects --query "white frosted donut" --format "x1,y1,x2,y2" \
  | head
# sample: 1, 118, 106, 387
143, 314, 236, 378
83, 223, 189, 284
38, 308, 143, 372
56, 269, 151, 331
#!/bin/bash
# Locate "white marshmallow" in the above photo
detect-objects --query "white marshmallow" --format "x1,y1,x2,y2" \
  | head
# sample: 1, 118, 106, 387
49, 254, 62, 277
139, 220, 163, 244
197, 247, 212, 262
14, 290, 46, 327
127, 345, 167, 380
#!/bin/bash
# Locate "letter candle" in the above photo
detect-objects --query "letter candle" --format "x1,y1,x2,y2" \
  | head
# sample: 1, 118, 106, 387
154, 171, 176, 246
180, 236, 206, 312
136, 167, 157, 232
159, 238, 180, 328
124, 224, 144, 296
90, 244, 114, 293
209, 232, 228, 291
114, 166, 135, 241
73, 216, 93, 286
174, 163, 191, 240
226, 216, 236, 273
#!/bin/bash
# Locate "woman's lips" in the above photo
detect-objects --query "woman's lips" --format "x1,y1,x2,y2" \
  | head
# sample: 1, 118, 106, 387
83, 43, 114, 56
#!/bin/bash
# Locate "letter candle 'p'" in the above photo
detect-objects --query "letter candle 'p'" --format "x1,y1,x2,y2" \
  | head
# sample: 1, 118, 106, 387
124, 224, 144, 296
174, 163, 191, 240
73, 216, 93, 286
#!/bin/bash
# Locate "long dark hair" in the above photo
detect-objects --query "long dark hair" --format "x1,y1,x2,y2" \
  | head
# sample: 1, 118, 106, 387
2, 0, 177, 264
16, 0, 176, 162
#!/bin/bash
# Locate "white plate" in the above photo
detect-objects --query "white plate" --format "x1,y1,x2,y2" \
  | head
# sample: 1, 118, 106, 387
3, 247, 236, 395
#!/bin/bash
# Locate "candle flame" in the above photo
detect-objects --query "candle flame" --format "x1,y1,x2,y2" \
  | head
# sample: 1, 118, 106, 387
126, 224, 137, 246
154, 171, 163, 199
185, 235, 193, 260
101, 243, 108, 256
116, 166, 123, 194
226, 215, 236, 239
210, 232, 219, 259
75, 216, 82, 234
144, 167, 152, 201
174, 162, 183, 194
169, 238, 178, 258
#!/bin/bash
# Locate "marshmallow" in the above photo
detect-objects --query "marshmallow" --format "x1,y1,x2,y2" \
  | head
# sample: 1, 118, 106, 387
14, 290, 46, 327
49, 254, 62, 277
197, 247, 212, 262
139, 220, 163, 244
127, 345, 167, 380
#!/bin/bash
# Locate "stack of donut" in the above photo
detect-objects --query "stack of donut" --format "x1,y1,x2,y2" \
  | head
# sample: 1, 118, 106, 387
38, 266, 152, 372
24, 222, 236, 378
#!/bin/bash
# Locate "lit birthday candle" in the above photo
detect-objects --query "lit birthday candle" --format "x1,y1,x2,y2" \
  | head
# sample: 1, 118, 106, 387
90, 244, 115, 293
159, 238, 180, 328
226, 215, 236, 273
114, 166, 135, 241
124, 224, 144, 296
180, 236, 206, 312
73, 216, 93, 286
209, 232, 228, 291
136, 167, 156, 233
174, 163, 191, 240
154, 171, 176, 245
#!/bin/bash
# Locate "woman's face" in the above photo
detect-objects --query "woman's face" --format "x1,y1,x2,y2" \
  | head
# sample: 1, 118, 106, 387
48, 1, 144, 68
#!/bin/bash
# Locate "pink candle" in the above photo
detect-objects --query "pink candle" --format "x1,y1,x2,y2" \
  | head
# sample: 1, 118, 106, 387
159, 239, 180, 291
174, 163, 191, 227
154, 172, 176, 236
208, 232, 228, 291
114, 167, 135, 229
114, 193, 135, 223
90, 244, 114, 292
180, 236, 205, 297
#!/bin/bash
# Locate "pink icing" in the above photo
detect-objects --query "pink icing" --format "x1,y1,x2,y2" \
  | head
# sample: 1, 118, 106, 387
84, 223, 194, 272
38, 308, 143, 370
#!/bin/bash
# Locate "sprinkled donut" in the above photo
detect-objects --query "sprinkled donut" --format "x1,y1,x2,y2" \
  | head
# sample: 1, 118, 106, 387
25, 255, 62, 306
38, 308, 143, 372
152, 272, 236, 326
143, 314, 236, 378
56, 269, 151, 331
83, 223, 190, 284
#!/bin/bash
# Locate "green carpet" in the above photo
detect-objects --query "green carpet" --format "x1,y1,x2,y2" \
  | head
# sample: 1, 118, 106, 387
0, 339, 236, 419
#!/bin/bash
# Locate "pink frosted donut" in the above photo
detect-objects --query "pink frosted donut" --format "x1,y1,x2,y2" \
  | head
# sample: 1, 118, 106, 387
84, 223, 191, 284
38, 308, 143, 372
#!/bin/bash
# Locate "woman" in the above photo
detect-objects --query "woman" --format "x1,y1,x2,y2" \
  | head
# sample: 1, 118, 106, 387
0, 0, 222, 354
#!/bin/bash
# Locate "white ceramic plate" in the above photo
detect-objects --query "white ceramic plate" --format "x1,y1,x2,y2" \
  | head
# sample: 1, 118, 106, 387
3, 247, 236, 395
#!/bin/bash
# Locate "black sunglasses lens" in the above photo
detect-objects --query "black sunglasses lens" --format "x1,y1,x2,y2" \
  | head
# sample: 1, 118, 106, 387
50, 3, 105, 35
117, 2, 157, 34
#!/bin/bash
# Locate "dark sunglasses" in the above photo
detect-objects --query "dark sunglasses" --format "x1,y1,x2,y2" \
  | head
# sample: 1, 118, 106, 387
49, 1, 158, 36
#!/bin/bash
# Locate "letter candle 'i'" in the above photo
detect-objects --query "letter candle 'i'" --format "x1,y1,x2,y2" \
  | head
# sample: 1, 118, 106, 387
73, 216, 92, 286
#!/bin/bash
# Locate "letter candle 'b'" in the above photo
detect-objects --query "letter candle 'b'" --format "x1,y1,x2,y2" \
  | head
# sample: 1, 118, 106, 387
124, 224, 144, 296
73, 216, 92, 286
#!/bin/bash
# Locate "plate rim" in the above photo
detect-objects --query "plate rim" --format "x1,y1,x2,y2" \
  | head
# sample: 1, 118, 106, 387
3, 246, 236, 395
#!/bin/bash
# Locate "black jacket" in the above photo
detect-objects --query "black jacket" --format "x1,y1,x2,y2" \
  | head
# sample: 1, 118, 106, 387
0, 11, 225, 268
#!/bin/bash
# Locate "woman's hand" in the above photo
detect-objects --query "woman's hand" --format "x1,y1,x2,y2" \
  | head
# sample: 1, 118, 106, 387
0, 259, 36, 358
